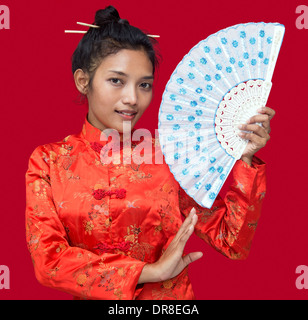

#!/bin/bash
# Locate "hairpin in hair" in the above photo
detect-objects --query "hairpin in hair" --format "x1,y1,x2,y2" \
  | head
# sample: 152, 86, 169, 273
64, 21, 160, 38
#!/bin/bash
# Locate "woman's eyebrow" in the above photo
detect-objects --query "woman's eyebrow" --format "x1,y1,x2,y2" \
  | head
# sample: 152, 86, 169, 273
108, 70, 127, 76
108, 70, 154, 80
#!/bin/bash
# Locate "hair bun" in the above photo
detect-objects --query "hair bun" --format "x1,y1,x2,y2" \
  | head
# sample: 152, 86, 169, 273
94, 5, 129, 26
118, 18, 129, 25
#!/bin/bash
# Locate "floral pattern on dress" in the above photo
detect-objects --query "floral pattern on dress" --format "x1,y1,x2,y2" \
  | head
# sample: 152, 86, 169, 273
25, 115, 267, 300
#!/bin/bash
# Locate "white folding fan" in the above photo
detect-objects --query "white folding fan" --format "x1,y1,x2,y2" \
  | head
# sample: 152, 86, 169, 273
158, 22, 285, 209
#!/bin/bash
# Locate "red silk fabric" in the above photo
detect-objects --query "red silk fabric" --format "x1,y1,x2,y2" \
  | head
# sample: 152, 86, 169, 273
25, 116, 266, 300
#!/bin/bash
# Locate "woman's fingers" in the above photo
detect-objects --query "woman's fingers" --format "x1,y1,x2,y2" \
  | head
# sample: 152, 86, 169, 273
246, 114, 269, 124
180, 209, 198, 241
239, 123, 270, 140
180, 218, 196, 244
238, 129, 269, 149
155, 207, 202, 281
246, 114, 270, 133
245, 106, 275, 134
173, 207, 196, 242
182, 252, 203, 267
257, 106, 276, 120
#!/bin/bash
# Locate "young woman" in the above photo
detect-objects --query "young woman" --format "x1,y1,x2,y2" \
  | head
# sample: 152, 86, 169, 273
25, 5, 275, 300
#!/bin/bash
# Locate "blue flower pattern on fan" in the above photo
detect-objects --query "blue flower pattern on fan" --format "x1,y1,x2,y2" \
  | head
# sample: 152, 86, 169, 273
204, 46, 210, 53
217, 166, 224, 173
169, 94, 176, 101
216, 64, 222, 70
209, 192, 216, 200
158, 22, 285, 208
249, 37, 256, 45
209, 167, 216, 173
194, 145, 200, 152
195, 182, 202, 190
176, 141, 184, 148
194, 171, 201, 178
197, 136, 204, 143
240, 31, 246, 38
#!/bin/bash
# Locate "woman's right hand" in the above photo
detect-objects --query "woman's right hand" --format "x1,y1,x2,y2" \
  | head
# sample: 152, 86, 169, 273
138, 207, 203, 284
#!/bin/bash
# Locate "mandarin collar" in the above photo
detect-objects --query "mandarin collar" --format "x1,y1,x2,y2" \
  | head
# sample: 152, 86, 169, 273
80, 114, 145, 149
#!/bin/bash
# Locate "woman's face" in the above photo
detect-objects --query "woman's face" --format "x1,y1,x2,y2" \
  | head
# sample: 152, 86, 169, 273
86, 49, 154, 135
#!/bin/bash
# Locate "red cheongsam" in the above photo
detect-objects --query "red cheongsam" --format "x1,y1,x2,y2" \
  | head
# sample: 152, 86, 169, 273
25, 115, 266, 300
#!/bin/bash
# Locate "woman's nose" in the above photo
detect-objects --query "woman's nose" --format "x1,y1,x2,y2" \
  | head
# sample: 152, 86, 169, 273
122, 85, 137, 105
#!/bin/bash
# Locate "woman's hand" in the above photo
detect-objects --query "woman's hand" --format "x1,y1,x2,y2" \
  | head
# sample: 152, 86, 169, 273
138, 207, 203, 284
238, 106, 276, 165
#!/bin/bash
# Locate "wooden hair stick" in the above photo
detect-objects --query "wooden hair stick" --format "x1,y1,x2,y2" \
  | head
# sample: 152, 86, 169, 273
65, 21, 160, 38
76, 21, 99, 28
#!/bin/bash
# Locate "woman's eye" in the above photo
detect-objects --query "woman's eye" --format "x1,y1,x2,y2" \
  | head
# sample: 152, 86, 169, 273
109, 78, 122, 85
140, 82, 152, 89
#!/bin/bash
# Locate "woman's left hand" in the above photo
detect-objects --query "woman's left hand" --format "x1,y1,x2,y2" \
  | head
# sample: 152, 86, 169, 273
238, 106, 276, 165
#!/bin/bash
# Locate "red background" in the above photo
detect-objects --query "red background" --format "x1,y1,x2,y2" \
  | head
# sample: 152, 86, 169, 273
0, 0, 307, 300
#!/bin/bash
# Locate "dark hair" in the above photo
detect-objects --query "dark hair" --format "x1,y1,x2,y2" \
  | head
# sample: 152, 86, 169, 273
71, 5, 160, 94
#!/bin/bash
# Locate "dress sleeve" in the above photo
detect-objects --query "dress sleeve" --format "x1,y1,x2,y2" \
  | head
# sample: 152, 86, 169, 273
25, 145, 147, 300
178, 155, 267, 260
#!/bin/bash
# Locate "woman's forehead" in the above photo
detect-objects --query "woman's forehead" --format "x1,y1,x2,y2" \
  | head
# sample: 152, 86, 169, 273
97, 49, 154, 76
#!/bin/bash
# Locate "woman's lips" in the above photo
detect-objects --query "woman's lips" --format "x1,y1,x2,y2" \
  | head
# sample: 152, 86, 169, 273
115, 110, 137, 120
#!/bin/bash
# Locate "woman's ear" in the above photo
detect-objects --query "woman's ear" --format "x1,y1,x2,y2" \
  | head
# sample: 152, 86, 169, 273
74, 69, 90, 95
